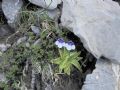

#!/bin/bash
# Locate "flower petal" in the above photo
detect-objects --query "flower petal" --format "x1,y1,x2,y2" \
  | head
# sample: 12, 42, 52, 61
55, 41, 59, 46
71, 45, 75, 50
58, 44, 63, 48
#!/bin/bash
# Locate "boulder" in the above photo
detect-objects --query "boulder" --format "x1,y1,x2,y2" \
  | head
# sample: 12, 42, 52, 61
61, 0, 120, 63
2, 0, 23, 28
61, 0, 120, 90
82, 59, 120, 90
28, 0, 62, 10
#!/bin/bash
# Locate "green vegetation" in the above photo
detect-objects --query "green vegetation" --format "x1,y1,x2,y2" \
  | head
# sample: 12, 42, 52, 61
52, 48, 82, 75
0, 6, 82, 90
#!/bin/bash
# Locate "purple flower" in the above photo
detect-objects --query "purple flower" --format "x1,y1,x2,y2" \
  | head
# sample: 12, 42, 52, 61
65, 41, 75, 50
55, 38, 65, 48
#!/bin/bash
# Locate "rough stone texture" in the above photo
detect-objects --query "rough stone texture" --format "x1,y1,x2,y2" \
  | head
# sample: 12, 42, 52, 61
47, 9, 60, 19
29, 0, 62, 10
16, 36, 27, 45
61, 0, 120, 63
82, 59, 120, 90
2, 0, 23, 28
31, 25, 40, 36
61, 0, 120, 90
0, 44, 11, 52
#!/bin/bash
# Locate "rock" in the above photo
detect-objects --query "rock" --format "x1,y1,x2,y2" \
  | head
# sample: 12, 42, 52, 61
25, 42, 30, 47
28, 0, 62, 10
82, 59, 120, 90
31, 25, 40, 36
61, 0, 120, 63
0, 44, 11, 52
2, 0, 23, 28
47, 9, 60, 19
16, 37, 27, 45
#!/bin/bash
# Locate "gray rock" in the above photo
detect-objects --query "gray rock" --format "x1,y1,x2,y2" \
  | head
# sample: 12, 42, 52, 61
82, 59, 120, 90
61, 1, 120, 90
2, 0, 23, 28
31, 25, 40, 35
0, 44, 11, 52
61, 0, 120, 63
16, 37, 27, 45
28, 0, 61, 10
47, 9, 60, 19
25, 42, 30, 47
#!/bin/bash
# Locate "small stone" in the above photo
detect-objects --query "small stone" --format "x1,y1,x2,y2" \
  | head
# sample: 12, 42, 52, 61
31, 25, 40, 36
16, 37, 27, 45
25, 42, 30, 47
0, 43, 11, 52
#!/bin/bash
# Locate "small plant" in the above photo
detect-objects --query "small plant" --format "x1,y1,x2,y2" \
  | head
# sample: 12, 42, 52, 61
52, 38, 82, 75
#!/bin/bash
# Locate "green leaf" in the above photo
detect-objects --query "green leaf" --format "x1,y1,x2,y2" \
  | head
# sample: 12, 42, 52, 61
64, 65, 71, 75
59, 55, 69, 70
52, 58, 61, 65
71, 60, 81, 71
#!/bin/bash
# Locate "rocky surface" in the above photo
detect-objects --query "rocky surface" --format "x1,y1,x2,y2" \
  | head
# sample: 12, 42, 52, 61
47, 9, 60, 19
29, 0, 62, 10
82, 59, 120, 90
31, 25, 40, 36
61, 0, 120, 90
0, 44, 11, 52
2, 0, 23, 28
61, 0, 120, 63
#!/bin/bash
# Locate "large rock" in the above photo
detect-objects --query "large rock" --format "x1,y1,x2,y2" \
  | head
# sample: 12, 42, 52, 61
82, 59, 120, 90
29, 0, 61, 10
61, 0, 120, 63
2, 0, 23, 28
